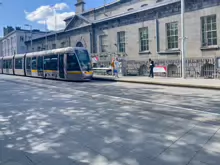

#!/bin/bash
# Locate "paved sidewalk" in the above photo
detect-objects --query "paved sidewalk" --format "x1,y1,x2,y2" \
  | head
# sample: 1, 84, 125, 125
1, 75, 220, 165
93, 75, 220, 90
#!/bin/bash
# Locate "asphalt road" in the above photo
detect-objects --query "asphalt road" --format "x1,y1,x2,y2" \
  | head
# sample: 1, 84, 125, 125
0, 74, 220, 165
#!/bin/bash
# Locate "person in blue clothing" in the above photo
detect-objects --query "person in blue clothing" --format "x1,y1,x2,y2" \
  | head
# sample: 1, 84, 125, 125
114, 58, 120, 78
149, 58, 155, 78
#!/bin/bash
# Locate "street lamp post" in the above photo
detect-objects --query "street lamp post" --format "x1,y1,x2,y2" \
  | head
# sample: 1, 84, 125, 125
45, 19, 48, 50
181, 0, 186, 78
24, 24, 33, 52
50, 6, 57, 48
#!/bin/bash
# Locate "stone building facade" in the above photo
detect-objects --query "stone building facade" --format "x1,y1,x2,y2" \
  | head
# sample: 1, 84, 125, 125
25, 0, 220, 78
0, 38, 2, 57
1, 27, 46, 57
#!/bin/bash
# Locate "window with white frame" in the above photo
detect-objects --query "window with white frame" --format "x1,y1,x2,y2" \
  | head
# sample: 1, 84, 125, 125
166, 22, 178, 49
139, 27, 149, 52
99, 35, 108, 52
117, 31, 126, 53
201, 15, 217, 47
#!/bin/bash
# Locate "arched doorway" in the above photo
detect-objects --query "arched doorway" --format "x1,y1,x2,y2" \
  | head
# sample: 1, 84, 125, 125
167, 64, 179, 77
76, 42, 83, 47
201, 63, 214, 78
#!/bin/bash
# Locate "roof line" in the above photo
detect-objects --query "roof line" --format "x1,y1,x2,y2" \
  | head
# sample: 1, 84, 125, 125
94, 0, 180, 24
25, 0, 180, 42
1, 29, 46, 40
64, 14, 93, 31
64, 0, 121, 21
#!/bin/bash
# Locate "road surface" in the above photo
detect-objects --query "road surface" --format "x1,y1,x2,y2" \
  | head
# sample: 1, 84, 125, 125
0, 74, 220, 165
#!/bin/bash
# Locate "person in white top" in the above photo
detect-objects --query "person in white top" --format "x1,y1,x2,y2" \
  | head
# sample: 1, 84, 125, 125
114, 58, 120, 78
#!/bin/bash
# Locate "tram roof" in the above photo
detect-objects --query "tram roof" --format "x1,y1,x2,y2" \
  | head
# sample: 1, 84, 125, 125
14, 54, 26, 59
3, 56, 14, 60
26, 47, 86, 58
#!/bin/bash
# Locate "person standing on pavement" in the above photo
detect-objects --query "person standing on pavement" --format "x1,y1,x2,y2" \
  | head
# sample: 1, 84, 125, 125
114, 58, 120, 78
111, 59, 115, 76
149, 59, 155, 78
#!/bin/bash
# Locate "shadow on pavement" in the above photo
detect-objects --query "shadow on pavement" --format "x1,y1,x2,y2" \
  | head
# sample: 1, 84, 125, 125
0, 79, 220, 165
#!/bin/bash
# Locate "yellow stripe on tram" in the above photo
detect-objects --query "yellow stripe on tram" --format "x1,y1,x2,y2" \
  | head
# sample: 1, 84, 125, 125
44, 70, 57, 72
32, 70, 37, 73
84, 71, 93, 75
67, 71, 82, 75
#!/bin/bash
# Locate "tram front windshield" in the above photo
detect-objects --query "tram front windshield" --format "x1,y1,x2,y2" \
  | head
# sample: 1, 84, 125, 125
75, 49, 92, 71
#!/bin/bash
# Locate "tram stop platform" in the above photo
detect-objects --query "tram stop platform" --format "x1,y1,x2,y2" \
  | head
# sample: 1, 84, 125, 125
93, 75, 220, 90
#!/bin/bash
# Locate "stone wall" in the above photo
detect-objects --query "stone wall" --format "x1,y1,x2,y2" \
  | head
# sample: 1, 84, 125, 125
120, 57, 220, 79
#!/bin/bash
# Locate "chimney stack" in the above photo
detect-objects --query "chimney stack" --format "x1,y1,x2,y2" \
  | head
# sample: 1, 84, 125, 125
75, 0, 85, 14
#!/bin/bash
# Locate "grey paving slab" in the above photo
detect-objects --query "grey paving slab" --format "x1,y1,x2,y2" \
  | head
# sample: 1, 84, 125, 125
1, 161, 30, 165
193, 149, 220, 165
0, 148, 33, 165
170, 124, 218, 153
2, 75, 220, 165
153, 147, 196, 165
34, 156, 75, 165
203, 131, 220, 153
188, 160, 209, 165
108, 157, 155, 165
116, 135, 174, 161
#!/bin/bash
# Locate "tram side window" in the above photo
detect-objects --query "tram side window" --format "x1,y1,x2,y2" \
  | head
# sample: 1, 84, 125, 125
32, 57, 37, 70
67, 54, 80, 71
44, 55, 58, 70
3, 60, 6, 69
8, 60, 12, 69
26, 58, 31, 69
15, 58, 23, 69
37, 56, 43, 71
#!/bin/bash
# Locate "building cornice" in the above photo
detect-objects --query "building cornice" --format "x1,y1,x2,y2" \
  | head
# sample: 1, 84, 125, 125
1, 29, 46, 40
64, 0, 121, 21
94, 0, 180, 24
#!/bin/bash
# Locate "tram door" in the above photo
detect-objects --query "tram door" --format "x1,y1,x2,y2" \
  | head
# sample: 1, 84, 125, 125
37, 56, 44, 77
59, 54, 65, 78
26, 58, 32, 76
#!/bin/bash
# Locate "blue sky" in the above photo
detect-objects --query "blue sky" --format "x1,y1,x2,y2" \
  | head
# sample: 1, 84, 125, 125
0, 0, 114, 36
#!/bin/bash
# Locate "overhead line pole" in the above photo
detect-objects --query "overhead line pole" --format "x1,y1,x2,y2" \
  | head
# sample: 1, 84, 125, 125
181, 0, 186, 78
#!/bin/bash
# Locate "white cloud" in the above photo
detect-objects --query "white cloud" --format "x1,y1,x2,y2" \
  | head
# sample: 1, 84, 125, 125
53, 3, 69, 10
25, 3, 75, 31
37, 12, 75, 31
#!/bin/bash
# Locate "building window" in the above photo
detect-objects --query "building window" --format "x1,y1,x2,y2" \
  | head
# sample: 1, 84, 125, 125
139, 27, 149, 52
61, 42, 65, 48
166, 22, 178, 49
52, 44, 56, 49
201, 15, 217, 47
117, 31, 126, 53
99, 35, 108, 52
20, 36, 24, 42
